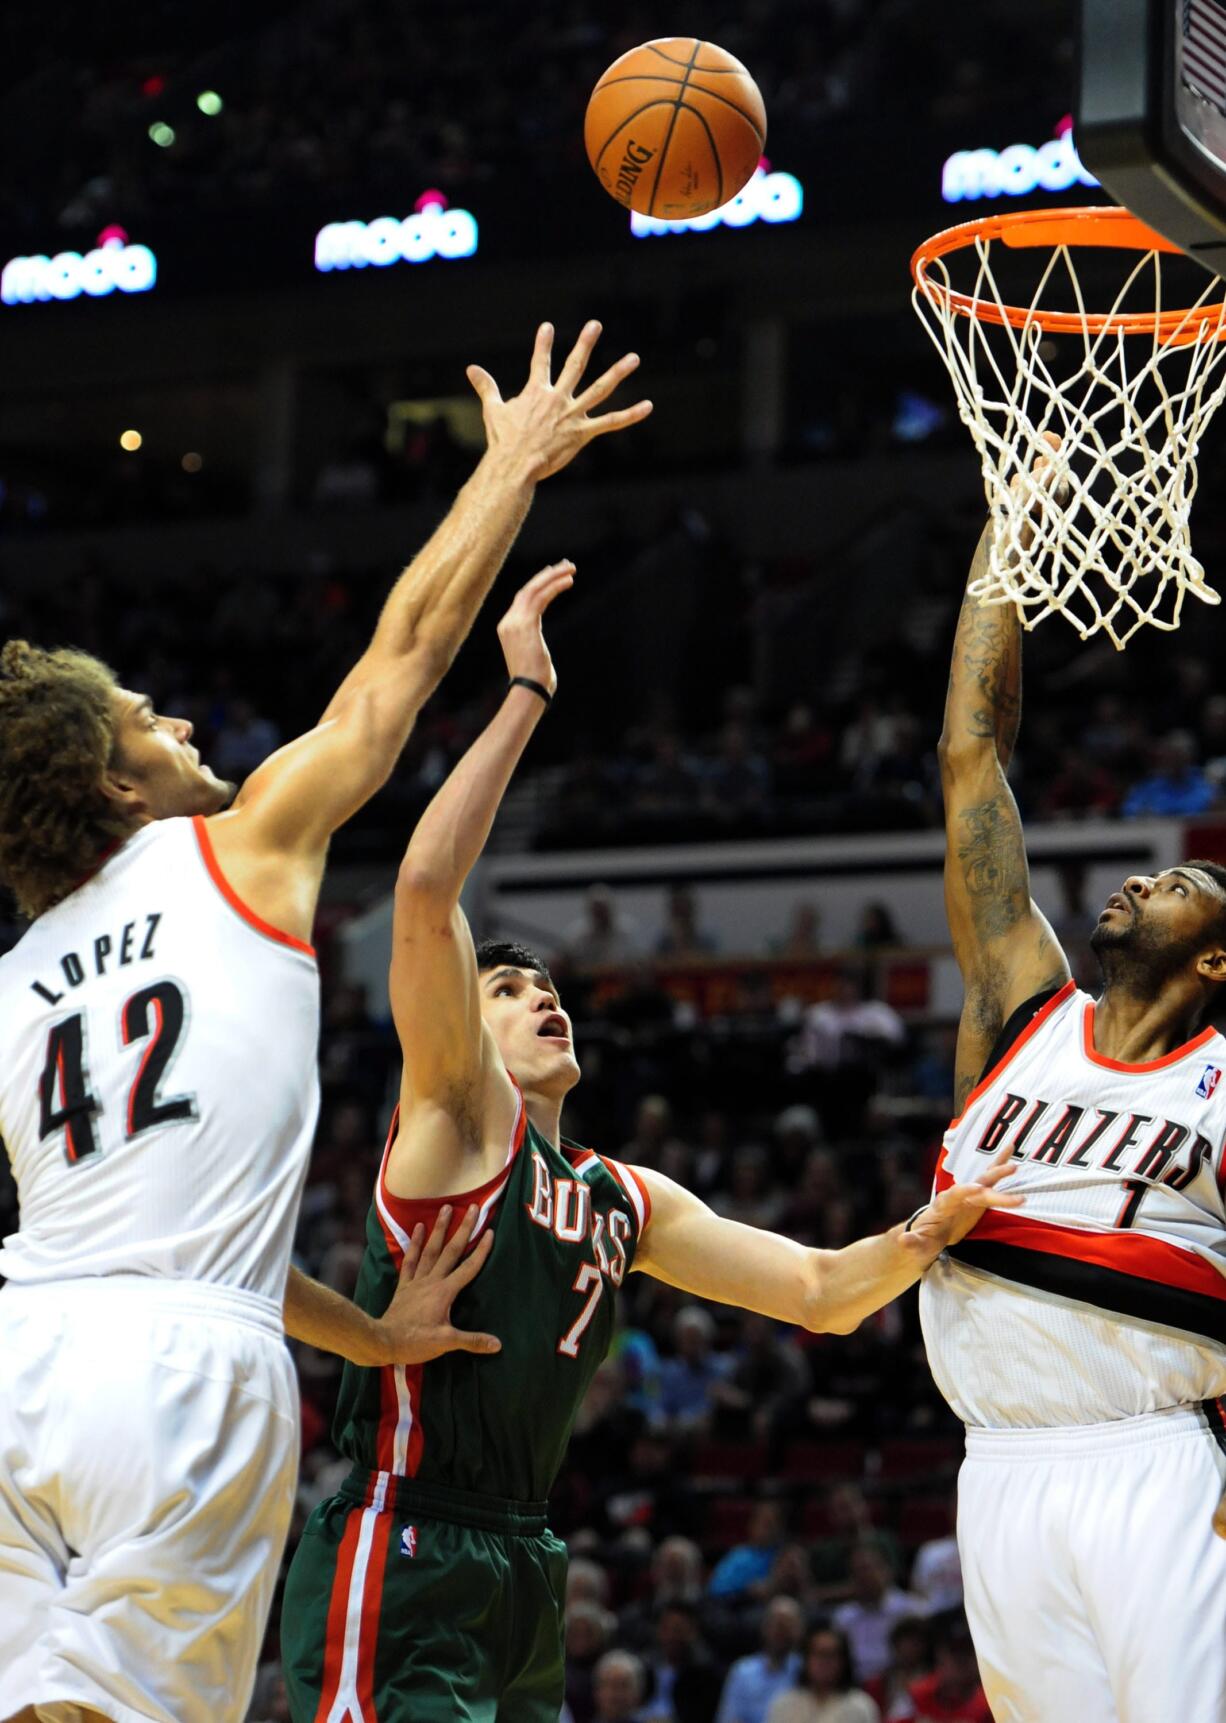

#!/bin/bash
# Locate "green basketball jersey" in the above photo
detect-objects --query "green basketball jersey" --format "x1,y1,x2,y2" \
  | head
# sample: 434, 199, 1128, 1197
331, 1094, 651, 1502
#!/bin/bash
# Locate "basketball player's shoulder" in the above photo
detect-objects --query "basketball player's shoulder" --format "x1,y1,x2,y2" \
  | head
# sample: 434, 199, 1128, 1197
562, 1138, 652, 1235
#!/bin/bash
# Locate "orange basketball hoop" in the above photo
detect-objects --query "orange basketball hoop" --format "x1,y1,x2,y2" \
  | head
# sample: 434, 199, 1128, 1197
911, 204, 1226, 647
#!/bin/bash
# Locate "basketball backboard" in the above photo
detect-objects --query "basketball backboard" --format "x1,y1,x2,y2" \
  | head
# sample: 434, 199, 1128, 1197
1078, 0, 1226, 273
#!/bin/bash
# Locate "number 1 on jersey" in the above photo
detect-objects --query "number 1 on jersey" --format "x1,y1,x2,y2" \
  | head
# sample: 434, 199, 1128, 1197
38, 980, 195, 1165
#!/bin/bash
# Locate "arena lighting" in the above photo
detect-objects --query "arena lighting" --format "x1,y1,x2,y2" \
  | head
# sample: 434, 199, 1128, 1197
0, 227, 158, 306
941, 115, 1099, 202
314, 192, 478, 272
629, 161, 803, 236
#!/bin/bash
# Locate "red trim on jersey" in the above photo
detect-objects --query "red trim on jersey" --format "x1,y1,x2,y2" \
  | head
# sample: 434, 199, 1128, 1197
948, 981, 1076, 1128
377, 1091, 528, 1233
403, 1363, 426, 1477
312, 1472, 376, 1723
1081, 1001, 1217, 1072
191, 815, 316, 957
934, 1146, 954, 1195
968, 1209, 1226, 1302
600, 1156, 653, 1235
354, 1501, 394, 1716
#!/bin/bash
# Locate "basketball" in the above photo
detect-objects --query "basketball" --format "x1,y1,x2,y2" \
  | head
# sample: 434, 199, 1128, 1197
584, 38, 767, 220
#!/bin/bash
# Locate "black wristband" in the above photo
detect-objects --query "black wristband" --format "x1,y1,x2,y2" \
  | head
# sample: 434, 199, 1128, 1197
904, 1204, 930, 1233
508, 676, 552, 708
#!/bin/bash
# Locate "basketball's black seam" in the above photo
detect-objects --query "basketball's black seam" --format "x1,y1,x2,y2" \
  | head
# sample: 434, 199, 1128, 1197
681, 100, 725, 209
590, 74, 766, 141
592, 99, 678, 177
646, 38, 702, 219
646, 42, 744, 72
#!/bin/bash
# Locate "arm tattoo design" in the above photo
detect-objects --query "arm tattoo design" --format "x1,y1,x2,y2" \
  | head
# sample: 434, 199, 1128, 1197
953, 587, 1021, 758
955, 795, 1029, 940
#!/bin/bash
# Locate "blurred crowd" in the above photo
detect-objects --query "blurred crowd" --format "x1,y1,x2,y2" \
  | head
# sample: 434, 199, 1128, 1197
3, 0, 1070, 235
6, 512, 1226, 865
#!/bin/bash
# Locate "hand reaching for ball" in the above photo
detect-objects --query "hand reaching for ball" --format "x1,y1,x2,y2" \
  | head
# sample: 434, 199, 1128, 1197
467, 321, 652, 483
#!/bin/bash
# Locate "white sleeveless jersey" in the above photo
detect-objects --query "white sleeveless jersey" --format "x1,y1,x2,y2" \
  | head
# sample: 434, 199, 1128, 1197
920, 982, 1226, 1427
0, 816, 320, 1307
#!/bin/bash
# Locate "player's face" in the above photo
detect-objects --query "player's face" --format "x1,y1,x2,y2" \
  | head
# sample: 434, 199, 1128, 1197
108, 688, 234, 820
478, 965, 580, 1098
1090, 867, 1226, 980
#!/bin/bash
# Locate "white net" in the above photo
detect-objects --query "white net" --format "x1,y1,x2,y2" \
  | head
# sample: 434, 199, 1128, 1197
912, 223, 1226, 648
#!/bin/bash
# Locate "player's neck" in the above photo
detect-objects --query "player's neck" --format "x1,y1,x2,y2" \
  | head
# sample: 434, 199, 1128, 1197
523, 1090, 563, 1148
1093, 982, 1205, 1063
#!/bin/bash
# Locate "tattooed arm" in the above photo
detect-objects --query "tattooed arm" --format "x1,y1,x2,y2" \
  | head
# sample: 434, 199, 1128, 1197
939, 519, 1071, 1114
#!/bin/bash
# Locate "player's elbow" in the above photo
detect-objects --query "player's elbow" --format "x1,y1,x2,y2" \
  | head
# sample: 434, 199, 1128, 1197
800, 1254, 860, 1335
395, 859, 457, 909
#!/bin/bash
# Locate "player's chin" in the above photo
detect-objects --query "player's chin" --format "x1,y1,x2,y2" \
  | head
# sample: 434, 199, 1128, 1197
198, 769, 238, 811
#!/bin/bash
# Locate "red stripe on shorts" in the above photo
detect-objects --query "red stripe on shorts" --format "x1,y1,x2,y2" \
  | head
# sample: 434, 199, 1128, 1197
313, 1474, 376, 1723
354, 1498, 395, 1718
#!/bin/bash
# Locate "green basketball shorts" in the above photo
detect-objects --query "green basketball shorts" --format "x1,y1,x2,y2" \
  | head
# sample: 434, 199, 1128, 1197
281, 1469, 567, 1723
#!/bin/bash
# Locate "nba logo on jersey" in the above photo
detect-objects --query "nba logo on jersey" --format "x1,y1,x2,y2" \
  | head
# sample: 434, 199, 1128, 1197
400, 1525, 417, 1558
1197, 1064, 1222, 1099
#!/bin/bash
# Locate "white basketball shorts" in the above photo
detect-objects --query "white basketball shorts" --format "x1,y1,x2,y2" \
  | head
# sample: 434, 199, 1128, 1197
0, 1276, 299, 1723
958, 1404, 1226, 1723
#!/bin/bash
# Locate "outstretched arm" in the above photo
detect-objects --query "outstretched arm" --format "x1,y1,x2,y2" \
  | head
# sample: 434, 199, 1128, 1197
207, 324, 649, 939
283, 1206, 501, 1365
632, 1147, 1021, 1334
387, 566, 572, 1196
940, 452, 1070, 1114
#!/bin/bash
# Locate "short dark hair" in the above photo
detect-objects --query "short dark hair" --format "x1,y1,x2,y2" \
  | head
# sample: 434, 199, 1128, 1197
1185, 860, 1226, 917
474, 939, 553, 987
800, 1623, 856, 1694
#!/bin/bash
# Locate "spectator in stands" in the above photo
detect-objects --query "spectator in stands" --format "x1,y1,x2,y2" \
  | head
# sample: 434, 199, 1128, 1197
711, 1144, 786, 1231
764, 1625, 881, 1723
592, 1650, 650, 1723
655, 884, 719, 960
777, 1147, 840, 1245
790, 971, 907, 1074
567, 1602, 618, 1723
709, 1500, 788, 1603
854, 903, 901, 951
773, 901, 824, 960
1120, 729, 1217, 817
832, 1543, 927, 1682
564, 884, 642, 966
569, 1556, 614, 1609
1034, 745, 1120, 821
864, 1617, 933, 1721
908, 1499, 962, 1615
640, 1600, 725, 1722
211, 696, 280, 780
618, 1537, 708, 1654
659, 1306, 732, 1434
757, 1543, 824, 1617
620, 1095, 685, 1172
897, 1616, 990, 1723
716, 1596, 805, 1723
809, 1486, 894, 1605
715, 1313, 812, 1444
703, 722, 773, 829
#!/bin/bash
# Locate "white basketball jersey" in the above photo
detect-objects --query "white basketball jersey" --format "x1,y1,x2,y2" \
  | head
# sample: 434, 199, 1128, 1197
0, 816, 320, 1306
920, 982, 1226, 1427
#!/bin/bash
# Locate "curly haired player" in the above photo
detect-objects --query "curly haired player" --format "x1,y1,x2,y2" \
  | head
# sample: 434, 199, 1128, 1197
0, 322, 651, 1723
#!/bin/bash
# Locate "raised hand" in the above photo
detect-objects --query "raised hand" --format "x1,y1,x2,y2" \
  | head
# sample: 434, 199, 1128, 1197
898, 1137, 1024, 1267
497, 561, 575, 700
467, 320, 652, 482
371, 1204, 502, 1366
